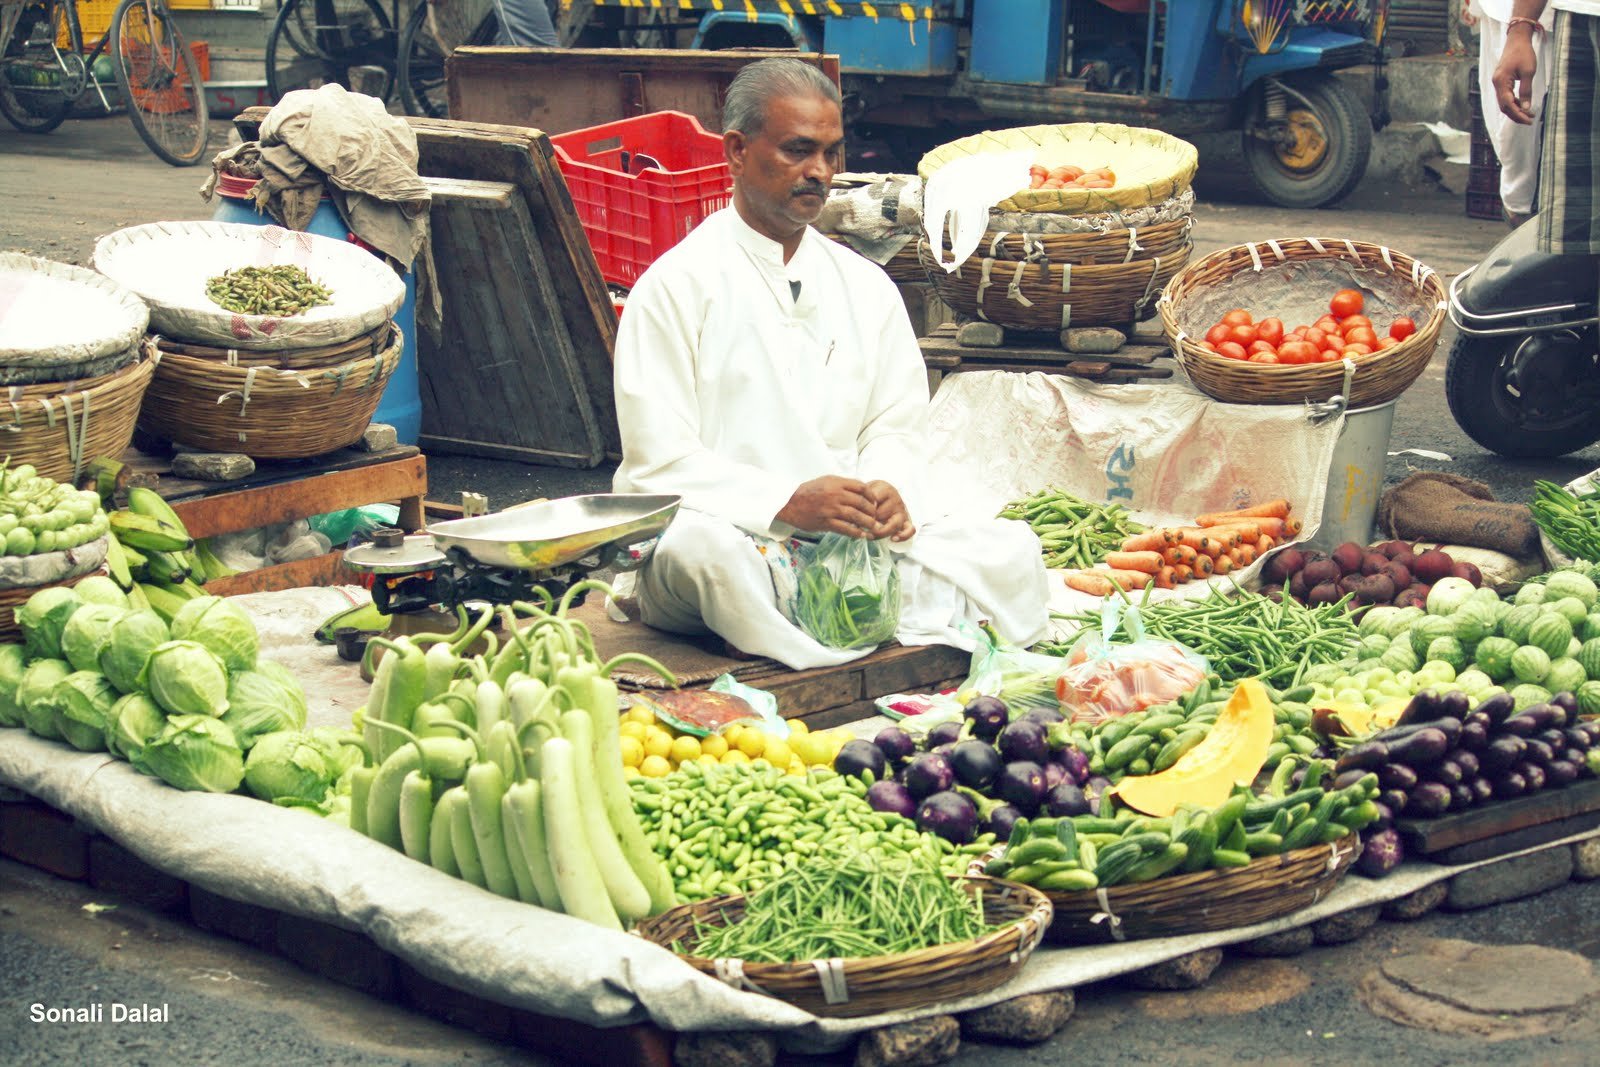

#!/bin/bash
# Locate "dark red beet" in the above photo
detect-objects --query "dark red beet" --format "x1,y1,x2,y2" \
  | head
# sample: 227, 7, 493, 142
1332, 542, 1365, 576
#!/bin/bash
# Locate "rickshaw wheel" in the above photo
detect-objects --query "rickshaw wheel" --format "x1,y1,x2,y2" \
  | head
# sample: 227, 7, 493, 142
1243, 74, 1371, 209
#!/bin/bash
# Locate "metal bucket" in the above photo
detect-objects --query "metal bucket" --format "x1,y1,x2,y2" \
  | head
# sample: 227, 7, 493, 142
1306, 399, 1398, 552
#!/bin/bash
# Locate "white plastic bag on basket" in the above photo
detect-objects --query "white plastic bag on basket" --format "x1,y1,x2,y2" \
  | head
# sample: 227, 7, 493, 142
1057, 600, 1208, 726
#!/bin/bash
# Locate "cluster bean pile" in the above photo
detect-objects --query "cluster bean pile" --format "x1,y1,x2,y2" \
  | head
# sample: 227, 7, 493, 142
1531, 480, 1600, 563
998, 487, 1145, 570
205, 265, 333, 317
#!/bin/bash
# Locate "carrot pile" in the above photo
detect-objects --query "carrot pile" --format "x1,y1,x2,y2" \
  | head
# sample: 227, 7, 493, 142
1028, 164, 1116, 191
1061, 499, 1302, 597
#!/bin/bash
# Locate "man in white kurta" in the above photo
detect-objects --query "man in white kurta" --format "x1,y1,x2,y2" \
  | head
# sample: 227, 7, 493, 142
611, 59, 1048, 670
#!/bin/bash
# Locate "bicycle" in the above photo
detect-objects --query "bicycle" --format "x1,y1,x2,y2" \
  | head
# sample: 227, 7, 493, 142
396, 0, 497, 118
0, 0, 210, 166
265, 0, 402, 105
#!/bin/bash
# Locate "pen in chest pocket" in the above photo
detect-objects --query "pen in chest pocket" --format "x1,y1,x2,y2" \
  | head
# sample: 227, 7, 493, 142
826, 340, 836, 366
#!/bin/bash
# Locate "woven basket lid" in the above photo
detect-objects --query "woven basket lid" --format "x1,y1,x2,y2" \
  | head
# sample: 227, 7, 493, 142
92, 221, 405, 351
919, 122, 1199, 216
0, 254, 149, 368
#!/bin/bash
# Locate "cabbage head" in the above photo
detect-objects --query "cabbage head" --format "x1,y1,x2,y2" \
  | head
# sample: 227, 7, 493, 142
17, 586, 83, 662
52, 671, 117, 752
106, 693, 168, 762
307, 726, 366, 779
170, 596, 258, 674
99, 610, 170, 694
255, 660, 309, 722
243, 730, 337, 804
137, 714, 244, 793
16, 658, 71, 741
221, 669, 306, 750
0, 643, 27, 727
141, 640, 230, 717
73, 575, 130, 609
61, 603, 128, 673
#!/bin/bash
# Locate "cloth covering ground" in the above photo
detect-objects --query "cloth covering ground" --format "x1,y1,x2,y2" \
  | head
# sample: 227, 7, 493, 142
1, 588, 1593, 1051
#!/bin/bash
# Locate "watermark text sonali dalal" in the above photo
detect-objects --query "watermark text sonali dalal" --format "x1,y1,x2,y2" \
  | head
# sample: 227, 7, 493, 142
30, 1002, 169, 1023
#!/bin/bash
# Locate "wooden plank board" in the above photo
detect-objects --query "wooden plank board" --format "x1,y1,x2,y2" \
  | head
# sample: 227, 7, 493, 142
167, 455, 428, 540
201, 551, 353, 597
122, 445, 422, 507
951, 361, 1114, 380
919, 331, 1166, 367
1395, 777, 1600, 857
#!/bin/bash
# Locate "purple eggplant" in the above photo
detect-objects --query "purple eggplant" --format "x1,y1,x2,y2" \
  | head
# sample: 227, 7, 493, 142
1564, 747, 1588, 767
1502, 713, 1543, 738
1055, 747, 1091, 786
1377, 763, 1418, 791
873, 726, 917, 767
865, 780, 916, 820
1470, 776, 1495, 804
1379, 788, 1409, 815
995, 761, 1048, 814
949, 740, 1003, 791
1335, 741, 1390, 773
1451, 782, 1476, 809
835, 739, 889, 781
1459, 719, 1489, 752
1465, 709, 1494, 733
1564, 726, 1592, 752
1389, 728, 1451, 768
1042, 760, 1067, 790
1084, 775, 1113, 816
1452, 750, 1480, 779
983, 803, 1026, 840
1022, 706, 1066, 726
1523, 738, 1555, 768
1481, 735, 1527, 774
1539, 727, 1569, 751
1475, 692, 1516, 727
1356, 829, 1405, 877
1438, 690, 1472, 721
1550, 691, 1579, 721
1493, 771, 1528, 799
1547, 759, 1582, 787
1408, 781, 1453, 817
1370, 800, 1395, 832
1398, 690, 1444, 724
902, 752, 957, 800
963, 696, 1010, 741
915, 789, 979, 845
1042, 782, 1091, 817
1334, 768, 1372, 790
1517, 762, 1548, 791
926, 720, 964, 749
996, 720, 1049, 765
1426, 759, 1463, 787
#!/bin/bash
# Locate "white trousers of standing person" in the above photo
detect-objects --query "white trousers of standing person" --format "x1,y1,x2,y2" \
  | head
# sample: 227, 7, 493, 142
1478, 12, 1551, 215
629, 508, 1050, 671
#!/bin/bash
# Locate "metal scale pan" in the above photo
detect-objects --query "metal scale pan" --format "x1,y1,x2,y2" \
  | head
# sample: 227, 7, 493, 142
425, 494, 682, 572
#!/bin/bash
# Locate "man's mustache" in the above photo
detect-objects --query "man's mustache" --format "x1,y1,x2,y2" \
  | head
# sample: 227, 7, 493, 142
791, 181, 827, 197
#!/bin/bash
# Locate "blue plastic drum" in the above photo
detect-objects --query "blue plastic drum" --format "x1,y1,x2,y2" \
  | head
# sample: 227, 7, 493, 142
211, 187, 421, 447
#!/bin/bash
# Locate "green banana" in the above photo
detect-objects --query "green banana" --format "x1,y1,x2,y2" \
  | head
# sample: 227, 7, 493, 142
315, 601, 392, 644
139, 582, 189, 623
141, 549, 191, 585
109, 510, 192, 553
126, 488, 192, 538
125, 584, 151, 612
192, 539, 237, 581
104, 535, 135, 591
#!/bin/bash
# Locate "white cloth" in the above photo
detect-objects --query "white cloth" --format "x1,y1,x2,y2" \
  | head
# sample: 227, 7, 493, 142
612, 208, 1049, 669
1552, 1, 1600, 15
1474, 7, 1553, 213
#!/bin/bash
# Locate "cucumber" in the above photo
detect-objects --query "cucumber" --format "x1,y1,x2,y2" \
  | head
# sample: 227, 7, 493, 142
1104, 732, 1153, 772
1092, 841, 1147, 887
1008, 837, 1069, 867
1152, 728, 1207, 772
1037, 867, 1100, 893
1125, 842, 1189, 883
1177, 813, 1216, 873
1212, 848, 1253, 868
1244, 830, 1285, 856
1210, 792, 1250, 841
1132, 712, 1185, 737
1281, 817, 1324, 852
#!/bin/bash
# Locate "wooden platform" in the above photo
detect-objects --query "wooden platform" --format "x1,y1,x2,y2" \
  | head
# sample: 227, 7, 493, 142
920, 322, 1174, 392
1395, 777, 1600, 865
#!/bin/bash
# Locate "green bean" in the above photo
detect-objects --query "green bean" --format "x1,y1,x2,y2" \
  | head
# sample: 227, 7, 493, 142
205, 264, 334, 317
999, 486, 1146, 570
1531, 480, 1600, 562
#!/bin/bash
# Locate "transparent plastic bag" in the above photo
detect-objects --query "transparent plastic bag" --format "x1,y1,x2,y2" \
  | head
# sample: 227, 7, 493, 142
791, 534, 902, 650
1058, 601, 1208, 725
962, 623, 1068, 713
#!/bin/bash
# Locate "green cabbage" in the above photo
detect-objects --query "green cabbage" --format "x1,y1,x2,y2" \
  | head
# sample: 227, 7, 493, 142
73, 575, 130, 609
141, 640, 230, 718
307, 726, 366, 779
99, 610, 170, 694
243, 730, 336, 804
0, 643, 27, 727
52, 671, 117, 752
16, 658, 71, 740
106, 693, 168, 762
17, 586, 84, 661
60, 603, 128, 673
255, 660, 309, 722
169, 596, 259, 674
137, 714, 244, 793
220, 669, 306, 750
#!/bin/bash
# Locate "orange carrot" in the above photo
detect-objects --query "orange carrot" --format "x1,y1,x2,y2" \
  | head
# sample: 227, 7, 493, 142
1256, 534, 1275, 555
1119, 529, 1178, 552
1172, 564, 1194, 583
1169, 528, 1215, 553
1231, 544, 1259, 568
1211, 517, 1295, 541
1162, 544, 1198, 567
1202, 519, 1262, 540
1153, 565, 1177, 589
1192, 554, 1215, 578
1102, 551, 1164, 574
1211, 553, 1233, 576
1285, 516, 1304, 538
1065, 572, 1116, 596
1195, 499, 1291, 525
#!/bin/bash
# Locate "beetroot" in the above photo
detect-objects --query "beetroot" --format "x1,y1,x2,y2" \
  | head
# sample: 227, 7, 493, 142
1288, 569, 1311, 601
1360, 552, 1390, 576
1353, 574, 1396, 605
1394, 588, 1427, 610
1356, 828, 1405, 877
1300, 558, 1341, 588
1377, 540, 1413, 559
1339, 573, 1364, 596
1309, 581, 1342, 606
1380, 561, 1413, 590
1389, 549, 1416, 572
1263, 548, 1306, 585
1412, 548, 1455, 584
1260, 584, 1285, 603
1331, 542, 1365, 575
1451, 560, 1483, 587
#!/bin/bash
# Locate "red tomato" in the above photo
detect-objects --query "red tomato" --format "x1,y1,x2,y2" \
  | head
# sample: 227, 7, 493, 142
1376, 336, 1401, 349
1216, 341, 1249, 360
1247, 340, 1277, 355
1339, 314, 1372, 331
1330, 288, 1364, 318
1277, 341, 1318, 364
1222, 309, 1254, 327
1303, 327, 1326, 349
1390, 316, 1417, 341
1314, 315, 1340, 334
1256, 317, 1285, 345
1345, 326, 1379, 348
1342, 344, 1374, 357
1201, 340, 1217, 351
1227, 324, 1259, 346
1321, 332, 1344, 353
1249, 351, 1280, 364
1205, 323, 1231, 346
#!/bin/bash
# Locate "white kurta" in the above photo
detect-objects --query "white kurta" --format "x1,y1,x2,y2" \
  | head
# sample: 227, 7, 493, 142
612, 208, 1048, 669
1470, 0, 1552, 214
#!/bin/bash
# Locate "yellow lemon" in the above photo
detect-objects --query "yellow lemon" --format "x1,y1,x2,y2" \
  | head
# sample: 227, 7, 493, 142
642, 728, 674, 760
720, 749, 751, 766
640, 754, 672, 778
618, 734, 645, 768
787, 756, 807, 776
786, 718, 809, 735
790, 733, 827, 766
622, 765, 641, 780
669, 735, 702, 764
737, 729, 767, 759
697, 753, 720, 767
723, 723, 746, 748
700, 733, 730, 759
626, 705, 655, 726
619, 720, 648, 743
762, 738, 792, 768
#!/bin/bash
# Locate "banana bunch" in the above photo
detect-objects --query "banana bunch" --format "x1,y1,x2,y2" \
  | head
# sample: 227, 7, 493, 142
106, 488, 239, 622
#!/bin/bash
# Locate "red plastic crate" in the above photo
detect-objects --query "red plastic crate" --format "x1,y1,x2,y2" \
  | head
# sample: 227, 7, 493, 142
550, 111, 731, 288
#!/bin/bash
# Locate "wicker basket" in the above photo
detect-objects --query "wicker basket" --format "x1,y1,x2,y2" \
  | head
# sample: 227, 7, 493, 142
977, 834, 1360, 945
824, 235, 926, 284
633, 877, 1052, 1018
0, 355, 156, 484
1160, 238, 1447, 407
138, 323, 400, 459
149, 319, 394, 371
972, 215, 1193, 266
920, 237, 1191, 330
0, 553, 109, 643
919, 123, 1198, 216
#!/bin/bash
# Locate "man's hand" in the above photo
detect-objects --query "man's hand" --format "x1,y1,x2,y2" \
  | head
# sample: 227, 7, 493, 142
864, 480, 916, 543
776, 476, 881, 538
1494, 25, 1542, 125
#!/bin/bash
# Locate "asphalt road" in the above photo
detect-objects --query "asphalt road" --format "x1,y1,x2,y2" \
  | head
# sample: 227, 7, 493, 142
5, 114, 1600, 1066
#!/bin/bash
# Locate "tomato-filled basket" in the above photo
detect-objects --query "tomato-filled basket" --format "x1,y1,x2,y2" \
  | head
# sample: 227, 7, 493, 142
1159, 238, 1447, 407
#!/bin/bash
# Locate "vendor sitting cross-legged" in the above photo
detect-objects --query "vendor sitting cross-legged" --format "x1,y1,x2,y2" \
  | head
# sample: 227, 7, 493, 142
611, 57, 1049, 670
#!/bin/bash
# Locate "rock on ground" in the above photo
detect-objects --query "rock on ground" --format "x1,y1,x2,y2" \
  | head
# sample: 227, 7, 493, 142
1382, 881, 1449, 921
672, 1030, 777, 1067
1122, 948, 1224, 991
958, 990, 1075, 1045
1313, 904, 1381, 945
854, 1016, 960, 1067
1572, 838, 1600, 881
1061, 326, 1127, 353
1232, 925, 1316, 958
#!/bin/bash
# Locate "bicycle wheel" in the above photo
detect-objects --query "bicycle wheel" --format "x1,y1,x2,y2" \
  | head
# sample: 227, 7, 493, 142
110, 0, 209, 166
0, 0, 78, 133
398, 1, 496, 118
266, 0, 395, 104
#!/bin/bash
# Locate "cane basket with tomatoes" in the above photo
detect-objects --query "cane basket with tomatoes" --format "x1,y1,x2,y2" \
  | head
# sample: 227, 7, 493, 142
1158, 239, 1446, 407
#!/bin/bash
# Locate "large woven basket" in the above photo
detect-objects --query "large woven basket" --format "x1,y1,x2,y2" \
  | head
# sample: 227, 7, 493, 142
633, 877, 1052, 1018
149, 318, 394, 371
972, 834, 1359, 945
919, 123, 1198, 215
0, 549, 109, 643
824, 235, 925, 284
138, 323, 400, 459
0, 355, 155, 484
920, 237, 1191, 330
1160, 238, 1447, 407
0, 254, 149, 385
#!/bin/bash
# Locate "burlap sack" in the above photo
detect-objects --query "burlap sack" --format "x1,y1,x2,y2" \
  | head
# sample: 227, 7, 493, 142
1377, 472, 1542, 560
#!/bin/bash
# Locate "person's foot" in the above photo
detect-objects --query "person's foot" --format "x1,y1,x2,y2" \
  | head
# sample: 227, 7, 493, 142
1504, 207, 1535, 229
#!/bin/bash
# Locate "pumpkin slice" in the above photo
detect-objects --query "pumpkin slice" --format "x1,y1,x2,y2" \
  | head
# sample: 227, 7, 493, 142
1111, 678, 1275, 817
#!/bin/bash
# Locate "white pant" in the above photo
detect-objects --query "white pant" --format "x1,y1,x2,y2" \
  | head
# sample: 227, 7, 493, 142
1479, 13, 1551, 214
630, 509, 1049, 671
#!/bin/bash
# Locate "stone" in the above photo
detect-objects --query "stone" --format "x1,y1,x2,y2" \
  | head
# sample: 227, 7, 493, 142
274, 913, 395, 997
1061, 326, 1127, 354
955, 321, 1004, 348
1382, 881, 1449, 921
958, 990, 1075, 1045
188, 884, 279, 950
1312, 904, 1382, 945
1122, 948, 1224, 991
0, 801, 91, 880
396, 960, 513, 1041
87, 838, 186, 915
171, 451, 255, 482
1572, 837, 1600, 881
359, 423, 399, 452
1445, 847, 1574, 910
1232, 925, 1315, 958
854, 1016, 960, 1067
672, 1031, 777, 1067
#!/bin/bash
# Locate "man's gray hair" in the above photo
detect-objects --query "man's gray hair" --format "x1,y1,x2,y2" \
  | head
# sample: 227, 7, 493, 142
722, 58, 841, 136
